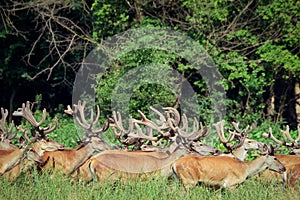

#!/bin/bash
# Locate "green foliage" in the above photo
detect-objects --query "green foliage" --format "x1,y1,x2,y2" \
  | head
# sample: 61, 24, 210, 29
48, 112, 79, 148
90, 0, 300, 125
257, 41, 300, 77
1, 0, 300, 127
91, 0, 133, 40
95, 48, 191, 118
180, 0, 300, 123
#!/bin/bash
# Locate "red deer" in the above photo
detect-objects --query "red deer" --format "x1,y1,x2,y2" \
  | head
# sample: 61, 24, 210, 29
41, 101, 111, 175
259, 126, 300, 184
0, 107, 18, 149
172, 144, 286, 189
0, 127, 43, 175
3, 102, 65, 181
74, 107, 220, 182
214, 120, 264, 161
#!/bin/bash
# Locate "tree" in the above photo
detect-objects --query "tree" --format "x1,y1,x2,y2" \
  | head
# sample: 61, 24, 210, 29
0, 0, 299, 127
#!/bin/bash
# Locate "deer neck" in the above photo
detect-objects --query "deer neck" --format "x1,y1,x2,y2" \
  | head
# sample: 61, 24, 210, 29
156, 147, 188, 176
233, 147, 248, 161
160, 147, 187, 166
1, 149, 25, 173
71, 144, 95, 170
244, 156, 268, 177
32, 142, 44, 156
168, 142, 178, 153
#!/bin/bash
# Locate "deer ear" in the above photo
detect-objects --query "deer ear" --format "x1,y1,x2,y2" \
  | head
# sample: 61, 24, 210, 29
175, 135, 182, 144
259, 143, 269, 155
31, 130, 38, 138
19, 136, 25, 145
268, 143, 276, 156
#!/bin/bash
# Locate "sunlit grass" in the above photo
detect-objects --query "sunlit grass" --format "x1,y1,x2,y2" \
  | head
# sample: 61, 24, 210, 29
0, 171, 298, 200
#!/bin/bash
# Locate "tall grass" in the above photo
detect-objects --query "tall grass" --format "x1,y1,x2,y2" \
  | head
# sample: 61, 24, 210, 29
0, 171, 298, 200
3, 107, 298, 199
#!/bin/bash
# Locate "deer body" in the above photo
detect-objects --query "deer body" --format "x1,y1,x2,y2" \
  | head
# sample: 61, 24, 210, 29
71, 150, 172, 182
3, 138, 64, 181
41, 136, 111, 175
172, 155, 286, 189
257, 125, 300, 185
0, 148, 42, 175
285, 162, 300, 187
259, 154, 300, 183
87, 146, 191, 183
72, 107, 220, 182
275, 154, 300, 165
1, 101, 65, 181
39, 101, 111, 176
0, 149, 26, 174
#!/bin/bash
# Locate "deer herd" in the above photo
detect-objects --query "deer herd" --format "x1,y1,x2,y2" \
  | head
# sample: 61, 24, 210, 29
0, 101, 300, 190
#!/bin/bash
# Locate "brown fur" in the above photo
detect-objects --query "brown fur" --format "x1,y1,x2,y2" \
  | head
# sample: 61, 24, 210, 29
41, 137, 111, 175
259, 154, 300, 183
0, 148, 42, 175
172, 155, 286, 189
74, 147, 191, 183
2, 138, 64, 181
285, 163, 300, 187
71, 150, 169, 182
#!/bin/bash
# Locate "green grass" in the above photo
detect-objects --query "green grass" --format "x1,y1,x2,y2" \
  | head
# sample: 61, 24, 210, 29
0, 171, 299, 200
4, 112, 299, 199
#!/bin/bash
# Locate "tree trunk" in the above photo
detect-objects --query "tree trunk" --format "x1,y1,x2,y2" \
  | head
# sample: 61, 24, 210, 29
266, 84, 275, 119
295, 81, 300, 127
9, 88, 16, 122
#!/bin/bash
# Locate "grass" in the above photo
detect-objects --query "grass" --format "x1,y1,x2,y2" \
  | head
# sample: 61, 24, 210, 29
0, 171, 299, 200
4, 114, 300, 199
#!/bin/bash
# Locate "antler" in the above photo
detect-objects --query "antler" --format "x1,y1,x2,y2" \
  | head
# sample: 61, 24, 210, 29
231, 121, 257, 136
110, 106, 218, 155
164, 108, 218, 155
258, 142, 280, 156
64, 105, 73, 115
214, 120, 256, 153
17, 125, 38, 150
73, 101, 109, 137
0, 107, 17, 141
170, 114, 210, 141
109, 111, 138, 147
131, 108, 172, 137
163, 107, 180, 128
110, 107, 173, 149
262, 127, 285, 145
281, 125, 300, 148
214, 120, 235, 152
13, 101, 58, 137
263, 125, 300, 153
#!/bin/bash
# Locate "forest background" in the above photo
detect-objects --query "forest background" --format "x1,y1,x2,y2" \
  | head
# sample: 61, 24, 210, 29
0, 0, 299, 133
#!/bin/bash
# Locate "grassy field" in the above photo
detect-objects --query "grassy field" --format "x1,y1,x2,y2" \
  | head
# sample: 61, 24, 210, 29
0, 171, 299, 200
2, 116, 299, 200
